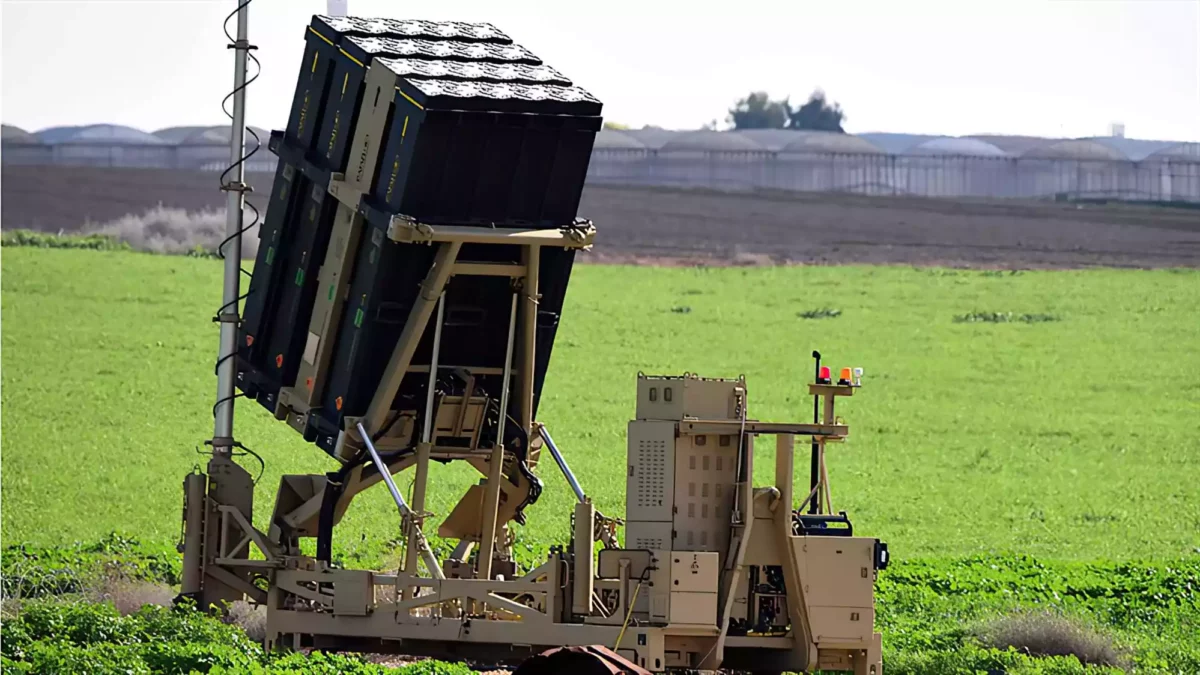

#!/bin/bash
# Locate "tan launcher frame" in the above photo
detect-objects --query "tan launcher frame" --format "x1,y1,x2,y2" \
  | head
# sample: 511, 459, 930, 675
178, 60, 883, 675
181, 377, 882, 674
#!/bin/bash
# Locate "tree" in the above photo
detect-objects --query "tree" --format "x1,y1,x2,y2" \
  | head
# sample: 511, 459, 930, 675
787, 89, 846, 133
728, 91, 789, 130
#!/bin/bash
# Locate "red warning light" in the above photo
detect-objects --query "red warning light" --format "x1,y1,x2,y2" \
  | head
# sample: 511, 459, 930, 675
245, 335, 254, 347
275, 354, 284, 368
818, 366, 831, 384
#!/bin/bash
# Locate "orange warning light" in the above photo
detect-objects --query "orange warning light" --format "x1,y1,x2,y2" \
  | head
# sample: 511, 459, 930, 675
839, 367, 853, 384
335, 396, 343, 411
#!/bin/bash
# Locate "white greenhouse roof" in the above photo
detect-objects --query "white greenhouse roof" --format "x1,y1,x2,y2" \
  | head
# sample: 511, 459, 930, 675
7, 120, 1197, 161
2, 124, 42, 144
909, 137, 1007, 157
35, 124, 166, 145
661, 130, 764, 152
593, 129, 647, 149
1022, 139, 1126, 161
620, 128, 682, 149
781, 131, 884, 155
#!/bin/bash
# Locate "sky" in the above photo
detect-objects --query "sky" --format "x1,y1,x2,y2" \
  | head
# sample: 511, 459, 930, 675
2, 0, 1199, 141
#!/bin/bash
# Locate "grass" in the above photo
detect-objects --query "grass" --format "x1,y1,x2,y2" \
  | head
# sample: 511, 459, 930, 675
3, 248, 1198, 561
2, 248, 1199, 671
5, 547, 1196, 673
877, 556, 1199, 672
1, 597, 475, 674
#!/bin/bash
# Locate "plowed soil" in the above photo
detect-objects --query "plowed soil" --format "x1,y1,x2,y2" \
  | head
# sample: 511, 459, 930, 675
4, 166, 1198, 268
578, 185, 1200, 269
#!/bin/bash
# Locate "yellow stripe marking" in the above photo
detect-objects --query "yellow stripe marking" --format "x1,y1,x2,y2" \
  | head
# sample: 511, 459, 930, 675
402, 116, 409, 138
395, 87, 424, 111
311, 52, 318, 73
341, 73, 349, 98
307, 26, 334, 46
339, 48, 364, 67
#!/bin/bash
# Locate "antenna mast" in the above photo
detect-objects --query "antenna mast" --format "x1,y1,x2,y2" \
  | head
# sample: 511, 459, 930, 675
213, 0, 251, 456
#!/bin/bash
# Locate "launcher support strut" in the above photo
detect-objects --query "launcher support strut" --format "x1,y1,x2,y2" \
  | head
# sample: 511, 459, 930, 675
357, 422, 444, 581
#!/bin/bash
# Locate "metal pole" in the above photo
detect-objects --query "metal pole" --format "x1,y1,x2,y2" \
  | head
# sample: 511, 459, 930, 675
494, 292, 519, 447
775, 434, 795, 534
356, 422, 444, 580
571, 500, 595, 615
404, 293, 443, 598
540, 425, 586, 503
421, 294, 446, 444
477, 292, 519, 581
362, 242, 461, 437
404, 441, 432, 599
213, 0, 250, 455
809, 350, 821, 514
518, 245, 541, 432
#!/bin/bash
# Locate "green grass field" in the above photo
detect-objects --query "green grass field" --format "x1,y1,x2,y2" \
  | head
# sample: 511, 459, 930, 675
4, 248, 1198, 560
3, 247, 1199, 672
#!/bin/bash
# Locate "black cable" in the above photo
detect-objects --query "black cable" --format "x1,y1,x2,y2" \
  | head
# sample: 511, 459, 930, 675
201, 439, 265, 485
213, 0, 262, 314
211, 391, 253, 419
211, 0, 262, 369
232, 442, 266, 485
218, 0, 263, 198
372, 409, 408, 444
207, 0, 266, 487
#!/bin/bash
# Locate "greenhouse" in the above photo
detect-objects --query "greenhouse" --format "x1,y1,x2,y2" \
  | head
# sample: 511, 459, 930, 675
3, 121, 1197, 202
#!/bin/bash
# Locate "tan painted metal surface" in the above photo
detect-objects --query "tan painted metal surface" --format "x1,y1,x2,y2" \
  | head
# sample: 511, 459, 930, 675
179, 42, 884, 675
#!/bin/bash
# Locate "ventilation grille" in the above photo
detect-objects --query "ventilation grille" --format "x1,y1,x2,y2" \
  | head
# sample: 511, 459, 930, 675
633, 535, 667, 550
634, 437, 668, 509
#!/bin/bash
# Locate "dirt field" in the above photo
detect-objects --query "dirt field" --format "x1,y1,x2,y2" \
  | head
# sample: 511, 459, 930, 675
4, 166, 1198, 268
580, 185, 1200, 268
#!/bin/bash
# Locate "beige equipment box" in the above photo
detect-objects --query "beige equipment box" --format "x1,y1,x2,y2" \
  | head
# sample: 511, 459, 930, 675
590, 373, 887, 673
626, 374, 745, 554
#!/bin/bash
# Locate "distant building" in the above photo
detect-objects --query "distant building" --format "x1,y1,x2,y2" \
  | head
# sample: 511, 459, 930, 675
1, 123, 270, 171
3, 123, 1198, 203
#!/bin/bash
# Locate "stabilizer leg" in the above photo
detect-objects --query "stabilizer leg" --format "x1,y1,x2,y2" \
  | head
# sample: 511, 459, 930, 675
177, 456, 256, 612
